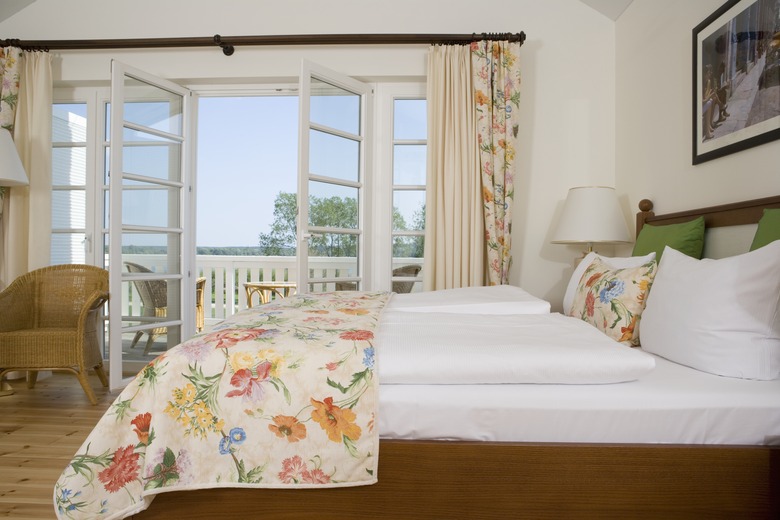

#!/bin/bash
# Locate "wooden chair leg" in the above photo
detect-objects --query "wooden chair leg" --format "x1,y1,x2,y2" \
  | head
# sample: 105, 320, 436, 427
130, 331, 144, 348
75, 371, 98, 405
143, 334, 156, 356
26, 371, 38, 389
94, 363, 109, 388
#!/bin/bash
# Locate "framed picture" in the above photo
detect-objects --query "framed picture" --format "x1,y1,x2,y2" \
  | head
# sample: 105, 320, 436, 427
692, 0, 780, 164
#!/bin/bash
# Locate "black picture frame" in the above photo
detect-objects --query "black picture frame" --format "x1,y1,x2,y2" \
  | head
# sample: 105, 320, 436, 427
692, 0, 780, 164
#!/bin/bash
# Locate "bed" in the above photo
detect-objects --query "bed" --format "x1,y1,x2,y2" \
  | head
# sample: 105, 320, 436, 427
56, 196, 780, 519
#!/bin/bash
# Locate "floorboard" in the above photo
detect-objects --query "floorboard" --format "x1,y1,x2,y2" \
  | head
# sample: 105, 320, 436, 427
0, 373, 116, 520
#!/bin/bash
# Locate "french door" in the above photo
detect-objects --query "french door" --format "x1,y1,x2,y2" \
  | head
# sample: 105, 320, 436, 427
107, 61, 193, 389
297, 61, 372, 293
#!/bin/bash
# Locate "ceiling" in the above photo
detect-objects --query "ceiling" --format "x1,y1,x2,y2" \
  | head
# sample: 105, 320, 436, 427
0, 0, 35, 24
0, 1, 635, 32
578, 0, 635, 20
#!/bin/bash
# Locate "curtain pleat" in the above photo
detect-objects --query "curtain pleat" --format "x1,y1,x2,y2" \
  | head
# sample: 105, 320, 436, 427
3, 50, 52, 285
423, 45, 484, 290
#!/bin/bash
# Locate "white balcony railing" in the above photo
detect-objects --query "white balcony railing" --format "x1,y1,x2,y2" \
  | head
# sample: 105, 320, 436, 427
122, 255, 421, 328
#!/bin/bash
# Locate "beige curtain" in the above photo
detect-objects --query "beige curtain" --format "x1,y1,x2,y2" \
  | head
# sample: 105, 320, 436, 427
1, 50, 52, 287
423, 45, 484, 290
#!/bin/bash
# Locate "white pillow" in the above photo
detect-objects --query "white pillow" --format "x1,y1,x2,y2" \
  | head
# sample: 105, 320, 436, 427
562, 252, 656, 315
641, 242, 780, 380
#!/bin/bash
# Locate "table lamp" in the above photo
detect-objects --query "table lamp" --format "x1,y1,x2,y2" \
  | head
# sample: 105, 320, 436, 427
0, 128, 29, 219
551, 186, 631, 257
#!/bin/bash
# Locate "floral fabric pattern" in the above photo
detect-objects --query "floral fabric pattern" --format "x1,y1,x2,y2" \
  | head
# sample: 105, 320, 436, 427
55, 291, 389, 519
471, 40, 521, 285
0, 46, 21, 203
568, 258, 656, 346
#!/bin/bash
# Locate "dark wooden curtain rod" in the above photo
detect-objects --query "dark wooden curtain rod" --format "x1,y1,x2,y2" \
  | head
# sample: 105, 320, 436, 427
2, 32, 526, 55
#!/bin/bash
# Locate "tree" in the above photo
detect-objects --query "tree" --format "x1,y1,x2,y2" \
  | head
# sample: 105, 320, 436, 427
258, 192, 297, 256
258, 192, 360, 257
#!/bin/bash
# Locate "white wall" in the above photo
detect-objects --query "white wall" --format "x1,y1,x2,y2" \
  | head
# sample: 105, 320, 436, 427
0, 0, 618, 309
616, 0, 780, 221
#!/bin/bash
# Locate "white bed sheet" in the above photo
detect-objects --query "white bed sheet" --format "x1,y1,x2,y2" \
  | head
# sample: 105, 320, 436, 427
377, 311, 656, 384
377, 353, 780, 445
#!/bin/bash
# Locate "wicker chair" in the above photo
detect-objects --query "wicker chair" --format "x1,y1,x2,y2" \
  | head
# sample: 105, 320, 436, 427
335, 264, 422, 293
0, 264, 109, 405
124, 262, 168, 355
195, 277, 206, 332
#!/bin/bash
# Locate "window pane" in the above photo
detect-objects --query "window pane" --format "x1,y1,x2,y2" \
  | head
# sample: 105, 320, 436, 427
121, 76, 183, 136
393, 144, 426, 185
393, 191, 425, 231
392, 236, 424, 258
123, 139, 181, 182
52, 233, 86, 264
120, 232, 181, 274
310, 78, 359, 135
308, 181, 358, 229
53, 103, 87, 142
394, 99, 426, 140
120, 184, 180, 228
52, 190, 86, 228
52, 146, 87, 185
309, 129, 359, 182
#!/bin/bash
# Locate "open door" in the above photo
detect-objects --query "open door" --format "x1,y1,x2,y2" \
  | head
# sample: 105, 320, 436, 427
107, 61, 193, 389
297, 61, 372, 293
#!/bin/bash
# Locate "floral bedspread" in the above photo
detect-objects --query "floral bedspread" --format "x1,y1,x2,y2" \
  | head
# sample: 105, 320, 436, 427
54, 291, 389, 519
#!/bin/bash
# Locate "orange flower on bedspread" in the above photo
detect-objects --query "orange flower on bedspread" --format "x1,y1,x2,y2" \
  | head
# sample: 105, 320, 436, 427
98, 445, 140, 493
269, 415, 307, 443
310, 397, 361, 443
130, 412, 152, 446
337, 308, 369, 316
339, 330, 374, 342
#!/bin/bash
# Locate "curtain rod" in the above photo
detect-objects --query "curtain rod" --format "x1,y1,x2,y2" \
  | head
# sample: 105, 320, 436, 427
2, 32, 526, 55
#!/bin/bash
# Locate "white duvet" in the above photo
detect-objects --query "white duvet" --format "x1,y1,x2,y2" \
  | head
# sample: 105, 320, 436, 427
377, 311, 656, 384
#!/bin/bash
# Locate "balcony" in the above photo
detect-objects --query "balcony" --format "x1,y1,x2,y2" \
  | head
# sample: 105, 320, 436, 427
122, 254, 422, 331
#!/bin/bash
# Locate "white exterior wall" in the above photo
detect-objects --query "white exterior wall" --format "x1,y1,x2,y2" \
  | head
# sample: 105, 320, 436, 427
1, 0, 618, 310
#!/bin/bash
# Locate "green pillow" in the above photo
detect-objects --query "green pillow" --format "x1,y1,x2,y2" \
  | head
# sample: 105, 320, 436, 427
632, 216, 705, 260
750, 208, 780, 251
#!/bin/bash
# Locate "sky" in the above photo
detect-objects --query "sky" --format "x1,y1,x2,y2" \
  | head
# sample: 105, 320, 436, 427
196, 95, 299, 248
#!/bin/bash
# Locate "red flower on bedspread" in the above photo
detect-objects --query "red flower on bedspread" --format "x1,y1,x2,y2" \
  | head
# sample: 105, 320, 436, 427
226, 361, 273, 402
98, 445, 140, 493
206, 329, 268, 349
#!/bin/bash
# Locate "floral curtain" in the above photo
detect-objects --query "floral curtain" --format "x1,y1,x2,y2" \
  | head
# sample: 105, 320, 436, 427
471, 40, 521, 285
0, 48, 52, 287
0, 46, 21, 289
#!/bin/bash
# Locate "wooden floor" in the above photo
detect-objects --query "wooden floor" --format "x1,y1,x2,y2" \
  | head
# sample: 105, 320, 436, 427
0, 372, 117, 519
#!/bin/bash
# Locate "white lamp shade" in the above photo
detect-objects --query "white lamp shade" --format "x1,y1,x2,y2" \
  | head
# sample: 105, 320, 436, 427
551, 186, 631, 245
0, 129, 29, 187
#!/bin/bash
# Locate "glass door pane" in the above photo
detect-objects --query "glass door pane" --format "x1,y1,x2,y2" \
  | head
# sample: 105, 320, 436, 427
108, 61, 190, 389
297, 61, 371, 293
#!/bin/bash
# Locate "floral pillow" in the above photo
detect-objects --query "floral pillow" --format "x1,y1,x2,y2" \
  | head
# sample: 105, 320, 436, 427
567, 257, 657, 346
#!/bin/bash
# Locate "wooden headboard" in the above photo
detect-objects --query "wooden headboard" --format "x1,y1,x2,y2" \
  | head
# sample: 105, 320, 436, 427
635, 195, 780, 237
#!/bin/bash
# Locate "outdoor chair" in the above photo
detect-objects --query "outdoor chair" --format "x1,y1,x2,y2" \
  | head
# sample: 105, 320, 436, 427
0, 264, 109, 405
335, 264, 422, 293
124, 261, 168, 355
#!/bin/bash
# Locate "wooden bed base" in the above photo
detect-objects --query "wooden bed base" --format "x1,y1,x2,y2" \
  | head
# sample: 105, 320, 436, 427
132, 196, 780, 519
133, 440, 779, 519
